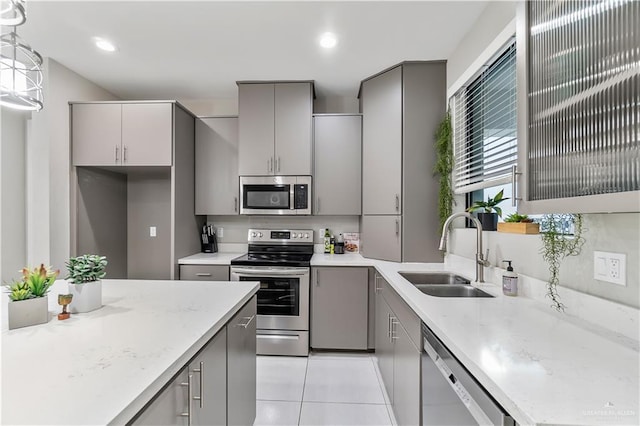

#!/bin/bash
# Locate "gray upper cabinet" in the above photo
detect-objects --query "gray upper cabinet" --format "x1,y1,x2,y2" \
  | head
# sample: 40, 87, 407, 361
274, 83, 313, 175
362, 66, 402, 215
311, 267, 368, 350
121, 103, 173, 166
195, 117, 239, 215
360, 62, 446, 263
238, 84, 275, 175
72, 103, 122, 166
361, 215, 402, 263
313, 115, 362, 215
72, 102, 174, 167
238, 82, 313, 176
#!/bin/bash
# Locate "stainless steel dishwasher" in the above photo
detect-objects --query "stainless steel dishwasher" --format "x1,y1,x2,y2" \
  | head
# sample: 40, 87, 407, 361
422, 323, 515, 426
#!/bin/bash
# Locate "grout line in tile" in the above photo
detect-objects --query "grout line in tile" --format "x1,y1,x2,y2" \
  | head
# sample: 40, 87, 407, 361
297, 356, 310, 426
300, 400, 388, 406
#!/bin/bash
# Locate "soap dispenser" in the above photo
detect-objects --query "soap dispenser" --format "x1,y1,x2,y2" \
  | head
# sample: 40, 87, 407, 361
502, 260, 518, 296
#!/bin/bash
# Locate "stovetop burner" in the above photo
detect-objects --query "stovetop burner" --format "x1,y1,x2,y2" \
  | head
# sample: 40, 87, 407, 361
231, 228, 314, 268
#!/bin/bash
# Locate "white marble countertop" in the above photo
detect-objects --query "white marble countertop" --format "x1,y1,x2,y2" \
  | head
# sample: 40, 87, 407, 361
177, 250, 639, 425
178, 252, 244, 265
1, 279, 259, 425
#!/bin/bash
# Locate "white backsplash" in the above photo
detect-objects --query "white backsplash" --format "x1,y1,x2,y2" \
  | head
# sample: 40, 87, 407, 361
206, 215, 360, 245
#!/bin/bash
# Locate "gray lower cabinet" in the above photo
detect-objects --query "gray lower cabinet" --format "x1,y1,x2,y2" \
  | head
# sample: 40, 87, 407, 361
191, 328, 227, 426
179, 265, 230, 281
361, 215, 402, 263
132, 367, 189, 425
227, 297, 257, 426
374, 277, 395, 403
132, 296, 256, 426
195, 117, 239, 215
313, 115, 362, 215
311, 267, 368, 350
374, 273, 421, 425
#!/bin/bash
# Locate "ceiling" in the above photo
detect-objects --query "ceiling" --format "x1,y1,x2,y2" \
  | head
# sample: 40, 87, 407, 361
19, 1, 489, 100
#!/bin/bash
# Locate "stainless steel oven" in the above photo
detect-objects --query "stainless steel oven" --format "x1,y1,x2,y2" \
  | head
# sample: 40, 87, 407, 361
239, 176, 311, 215
230, 229, 313, 356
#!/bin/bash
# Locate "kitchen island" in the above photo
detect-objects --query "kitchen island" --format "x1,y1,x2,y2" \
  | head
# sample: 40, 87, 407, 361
1, 279, 259, 425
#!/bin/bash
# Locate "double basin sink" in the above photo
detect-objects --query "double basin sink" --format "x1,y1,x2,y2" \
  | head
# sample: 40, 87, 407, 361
399, 272, 494, 298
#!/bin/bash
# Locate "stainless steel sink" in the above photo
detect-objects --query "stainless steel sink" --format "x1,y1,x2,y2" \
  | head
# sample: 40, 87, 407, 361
399, 272, 470, 285
398, 271, 494, 298
412, 284, 494, 298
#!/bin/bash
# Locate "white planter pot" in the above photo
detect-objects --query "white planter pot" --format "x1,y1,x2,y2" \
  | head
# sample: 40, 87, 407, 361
8, 296, 49, 330
68, 280, 102, 313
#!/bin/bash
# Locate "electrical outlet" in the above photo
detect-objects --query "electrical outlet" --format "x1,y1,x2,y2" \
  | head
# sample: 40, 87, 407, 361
593, 251, 626, 286
149, 226, 156, 237
217, 227, 224, 238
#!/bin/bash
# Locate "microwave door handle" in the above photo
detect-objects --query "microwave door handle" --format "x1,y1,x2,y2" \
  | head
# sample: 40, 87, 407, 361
232, 268, 308, 277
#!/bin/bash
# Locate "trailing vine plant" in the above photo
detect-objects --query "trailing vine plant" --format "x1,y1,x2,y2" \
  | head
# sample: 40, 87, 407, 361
433, 111, 455, 234
539, 214, 586, 311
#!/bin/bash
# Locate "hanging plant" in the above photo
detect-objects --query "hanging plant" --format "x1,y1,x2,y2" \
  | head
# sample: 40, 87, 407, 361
433, 111, 455, 233
539, 214, 586, 311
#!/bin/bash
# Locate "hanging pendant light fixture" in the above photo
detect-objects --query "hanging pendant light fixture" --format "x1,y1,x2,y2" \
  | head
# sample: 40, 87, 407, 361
0, 0, 44, 111
0, 29, 43, 111
0, 0, 26, 26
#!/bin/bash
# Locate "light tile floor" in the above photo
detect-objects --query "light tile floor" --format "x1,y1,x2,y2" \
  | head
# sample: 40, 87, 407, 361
254, 352, 396, 426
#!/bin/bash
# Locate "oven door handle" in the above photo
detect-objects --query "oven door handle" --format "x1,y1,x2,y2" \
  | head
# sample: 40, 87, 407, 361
231, 268, 309, 277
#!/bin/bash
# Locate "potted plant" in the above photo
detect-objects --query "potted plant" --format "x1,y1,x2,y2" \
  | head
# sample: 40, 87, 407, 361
5, 264, 58, 329
66, 254, 107, 313
466, 189, 509, 231
497, 213, 540, 234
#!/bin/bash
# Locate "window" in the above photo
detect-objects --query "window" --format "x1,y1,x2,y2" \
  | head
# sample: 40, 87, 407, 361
452, 41, 517, 195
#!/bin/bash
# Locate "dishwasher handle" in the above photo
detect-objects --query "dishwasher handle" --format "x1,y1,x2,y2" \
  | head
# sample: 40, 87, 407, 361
423, 336, 496, 426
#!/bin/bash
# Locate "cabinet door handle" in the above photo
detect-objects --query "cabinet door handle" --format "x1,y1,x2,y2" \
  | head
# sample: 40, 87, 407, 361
395, 219, 400, 236
237, 315, 255, 328
123, 146, 127, 163
277, 157, 281, 173
511, 165, 521, 207
316, 197, 320, 214
390, 317, 399, 341
267, 159, 271, 173
395, 194, 400, 212
316, 269, 320, 286
195, 273, 212, 277
234, 197, 238, 213
180, 374, 193, 425
115, 145, 119, 162
374, 273, 382, 294
192, 361, 204, 408
387, 313, 392, 343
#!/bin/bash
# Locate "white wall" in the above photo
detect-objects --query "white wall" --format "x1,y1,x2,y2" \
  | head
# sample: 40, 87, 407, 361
27, 58, 117, 271
1, 108, 30, 282
445, 2, 640, 308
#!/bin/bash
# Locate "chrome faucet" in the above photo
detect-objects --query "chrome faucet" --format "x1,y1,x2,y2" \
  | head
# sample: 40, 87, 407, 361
438, 212, 490, 283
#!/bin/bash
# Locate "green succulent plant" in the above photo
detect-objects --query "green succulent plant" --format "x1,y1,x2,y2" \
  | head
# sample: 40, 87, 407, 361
466, 188, 510, 217
504, 213, 534, 223
66, 255, 108, 284
21, 264, 59, 297
6, 281, 33, 301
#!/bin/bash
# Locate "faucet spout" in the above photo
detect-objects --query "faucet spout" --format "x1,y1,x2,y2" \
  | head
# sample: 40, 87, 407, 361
439, 212, 488, 283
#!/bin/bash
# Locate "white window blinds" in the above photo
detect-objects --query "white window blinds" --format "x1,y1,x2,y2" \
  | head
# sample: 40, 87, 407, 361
452, 42, 517, 194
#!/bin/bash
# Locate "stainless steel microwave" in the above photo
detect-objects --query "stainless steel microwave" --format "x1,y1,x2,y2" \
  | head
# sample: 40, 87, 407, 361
240, 176, 311, 215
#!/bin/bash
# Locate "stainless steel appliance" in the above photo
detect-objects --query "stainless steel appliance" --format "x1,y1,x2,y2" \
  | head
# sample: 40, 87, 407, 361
422, 323, 514, 425
239, 176, 311, 215
230, 229, 313, 356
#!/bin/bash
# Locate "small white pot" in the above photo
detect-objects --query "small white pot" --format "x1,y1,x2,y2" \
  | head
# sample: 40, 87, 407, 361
68, 280, 102, 313
8, 296, 49, 330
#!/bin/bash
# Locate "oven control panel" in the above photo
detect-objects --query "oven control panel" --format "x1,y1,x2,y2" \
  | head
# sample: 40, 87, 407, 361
248, 229, 314, 243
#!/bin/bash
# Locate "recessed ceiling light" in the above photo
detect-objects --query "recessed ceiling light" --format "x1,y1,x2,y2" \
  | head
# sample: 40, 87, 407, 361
319, 32, 337, 49
94, 37, 117, 52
